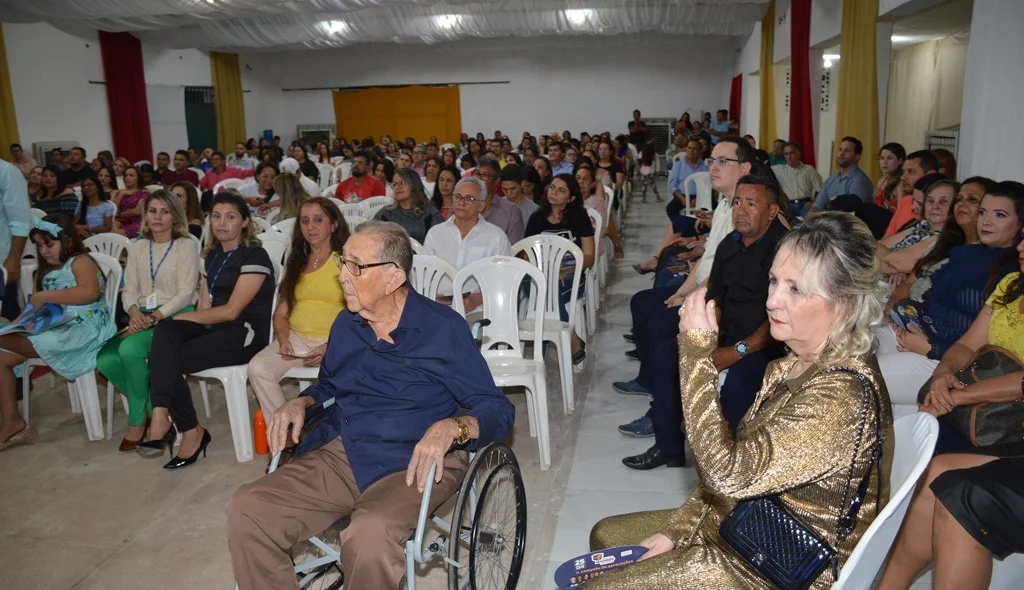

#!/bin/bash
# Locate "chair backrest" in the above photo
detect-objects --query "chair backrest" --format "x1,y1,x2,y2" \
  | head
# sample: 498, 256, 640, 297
326, 197, 347, 212
188, 234, 202, 256
89, 252, 122, 314
83, 233, 131, 261
145, 184, 164, 193
272, 217, 296, 236
344, 214, 366, 231
30, 208, 46, 219
335, 162, 352, 182
189, 166, 205, 180
586, 207, 604, 240
410, 254, 458, 300
264, 208, 281, 225
409, 237, 423, 254
512, 233, 583, 325
360, 195, 393, 217
134, 160, 152, 167
340, 203, 366, 218
323, 184, 340, 200
316, 163, 334, 189
832, 413, 939, 589
251, 216, 273, 234
260, 241, 286, 284
213, 178, 247, 193
452, 256, 545, 359
683, 171, 713, 212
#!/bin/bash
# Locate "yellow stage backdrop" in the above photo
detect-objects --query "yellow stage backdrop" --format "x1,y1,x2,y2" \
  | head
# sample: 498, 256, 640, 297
332, 85, 461, 144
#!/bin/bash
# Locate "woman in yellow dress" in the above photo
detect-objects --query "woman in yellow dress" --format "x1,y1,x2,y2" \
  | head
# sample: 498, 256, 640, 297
588, 213, 895, 589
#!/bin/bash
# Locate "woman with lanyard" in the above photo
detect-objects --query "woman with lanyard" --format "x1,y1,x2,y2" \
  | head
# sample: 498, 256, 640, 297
140, 191, 275, 469
97, 190, 200, 452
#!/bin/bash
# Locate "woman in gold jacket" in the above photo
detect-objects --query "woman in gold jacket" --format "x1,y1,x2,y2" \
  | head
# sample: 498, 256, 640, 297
588, 213, 895, 589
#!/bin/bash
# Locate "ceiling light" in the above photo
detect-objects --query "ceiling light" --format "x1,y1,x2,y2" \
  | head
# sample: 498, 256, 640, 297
435, 14, 461, 29
565, 9, 594, 25
823, 54, 840, 60
321, 20, 349, 35
891, 35, 912, 43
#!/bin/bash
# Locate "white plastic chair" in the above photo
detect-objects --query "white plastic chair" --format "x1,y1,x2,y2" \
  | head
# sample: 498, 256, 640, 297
316, 163, 334, 189
134, 160, 152, 167
188, 234, 202, 256
326, 197, 347, 212
145, 184, 164, 193
410, 255, 457, 300
272, 217, 296, 236
335, 162, 352, 182
322, 185, 339, 201
409, 237, 423, 254
260, 240, 286, 281
453, 256, 551, 470
83, 233, 131, 262
583, 208, 603, 336
512, 234, 584, 414
344, 214, 366, 231
30, 208, 46, 219
22, 253, 121, 441
832, 413, 939, 589
360, 196, 393, 218
189, 167, 205, 180
340, 203, 366, 218
250, 216, 273, 235
214, 178, 247, 194
682, 171, 713, 215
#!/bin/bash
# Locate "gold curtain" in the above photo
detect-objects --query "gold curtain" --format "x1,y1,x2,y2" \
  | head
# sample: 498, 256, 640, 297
836, 0, 881, 181
758, 1, 777, 148
0, 24, 20, 153
210, 51, 246, 153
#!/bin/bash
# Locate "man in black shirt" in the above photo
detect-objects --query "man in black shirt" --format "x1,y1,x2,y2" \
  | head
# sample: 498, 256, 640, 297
59, 147, 87, 187
622, 172, 787, 469
627, 109, 648, 151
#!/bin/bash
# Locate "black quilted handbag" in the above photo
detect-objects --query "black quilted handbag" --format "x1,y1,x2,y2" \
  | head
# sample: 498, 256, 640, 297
718, 369, 884, 590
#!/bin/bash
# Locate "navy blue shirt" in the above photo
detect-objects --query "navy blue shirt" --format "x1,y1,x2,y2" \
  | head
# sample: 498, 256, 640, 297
295, 289, 515, 492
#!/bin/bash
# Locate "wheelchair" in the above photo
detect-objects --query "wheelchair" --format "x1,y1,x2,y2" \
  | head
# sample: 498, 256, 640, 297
239, 397, 528, 590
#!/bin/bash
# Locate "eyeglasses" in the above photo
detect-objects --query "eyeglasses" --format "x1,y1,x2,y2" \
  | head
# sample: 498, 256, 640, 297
333, 253, 397, 276
474, 172, 497, 180
705, 157, 742, 167
452, 194, 481, 204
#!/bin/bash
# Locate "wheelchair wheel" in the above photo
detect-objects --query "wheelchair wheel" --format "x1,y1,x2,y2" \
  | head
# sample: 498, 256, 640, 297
448, 442, 526, 590
290, 526, 344, 590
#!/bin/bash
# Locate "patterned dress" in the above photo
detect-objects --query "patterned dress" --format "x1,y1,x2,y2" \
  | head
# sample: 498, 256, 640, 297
116, 189, 149, 238
27, 256, 116, 380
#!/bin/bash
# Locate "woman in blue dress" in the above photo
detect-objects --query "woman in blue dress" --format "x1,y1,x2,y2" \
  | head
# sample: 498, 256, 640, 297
0, 215, 116, 451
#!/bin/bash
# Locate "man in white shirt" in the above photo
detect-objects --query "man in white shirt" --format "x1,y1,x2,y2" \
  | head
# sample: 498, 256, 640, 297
423, 176, 511, 311
279, 157, 321, 197
771, 141, 822, 203
226, 142, 257, 170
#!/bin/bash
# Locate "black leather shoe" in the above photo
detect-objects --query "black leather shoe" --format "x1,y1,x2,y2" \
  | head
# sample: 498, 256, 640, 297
625, 349, 639, 361
164, 429, 212, 469
622, 445, 686, 470
623, 332, 634, 344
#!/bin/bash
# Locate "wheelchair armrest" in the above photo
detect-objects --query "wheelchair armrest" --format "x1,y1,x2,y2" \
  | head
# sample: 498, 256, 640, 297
268, 398, 336, 473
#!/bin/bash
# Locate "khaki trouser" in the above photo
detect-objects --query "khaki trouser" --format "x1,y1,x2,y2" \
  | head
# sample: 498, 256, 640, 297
247, 331, 329, 415
226, 437, 467, 590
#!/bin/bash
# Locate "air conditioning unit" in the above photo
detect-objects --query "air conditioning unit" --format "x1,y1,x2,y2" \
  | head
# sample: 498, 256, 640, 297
925, 126, 959, 159
32, 141, 80, 167
644, 118, 676, 153
296, 124, 336, 146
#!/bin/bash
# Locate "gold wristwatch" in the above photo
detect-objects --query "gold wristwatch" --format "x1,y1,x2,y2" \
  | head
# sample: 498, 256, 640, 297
451, 416, 470, 446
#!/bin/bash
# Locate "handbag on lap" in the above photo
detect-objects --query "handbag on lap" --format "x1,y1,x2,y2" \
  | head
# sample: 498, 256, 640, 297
916, 346, 1024, 447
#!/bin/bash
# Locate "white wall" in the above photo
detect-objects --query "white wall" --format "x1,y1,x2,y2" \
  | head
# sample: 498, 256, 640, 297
242, 43, 734, 143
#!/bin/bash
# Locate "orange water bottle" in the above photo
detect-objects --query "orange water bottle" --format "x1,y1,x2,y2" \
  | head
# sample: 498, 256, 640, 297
254, 409, 269, 455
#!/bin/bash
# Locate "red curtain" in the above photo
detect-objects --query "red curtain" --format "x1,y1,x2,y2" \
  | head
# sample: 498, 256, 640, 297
99, 32, 152, 163
729, 74, 743, 135
789, 0, 816, 167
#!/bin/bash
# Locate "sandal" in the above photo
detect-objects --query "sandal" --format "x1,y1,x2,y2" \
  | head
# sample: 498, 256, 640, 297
632, 257, 657, 275
0, 424, 39, 452
572, 342, 586, 372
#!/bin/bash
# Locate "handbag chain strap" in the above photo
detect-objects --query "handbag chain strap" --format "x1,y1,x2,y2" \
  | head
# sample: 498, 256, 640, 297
825, 367, 884, 580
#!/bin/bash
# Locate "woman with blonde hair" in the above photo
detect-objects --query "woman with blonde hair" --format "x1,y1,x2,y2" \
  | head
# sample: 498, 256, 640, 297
97, 190, 200, 451
272, 172, 310, 222
112, 157, 133, 189
588, 212, 894, 589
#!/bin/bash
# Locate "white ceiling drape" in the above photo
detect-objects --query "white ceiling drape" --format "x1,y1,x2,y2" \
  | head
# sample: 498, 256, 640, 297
0, 0, 769, 52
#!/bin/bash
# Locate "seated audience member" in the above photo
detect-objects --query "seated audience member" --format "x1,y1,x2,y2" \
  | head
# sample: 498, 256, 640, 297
249, 198, 349, 415
293, 148, 322, 184
500, 164, 539, 226
533, 156, 554, 187
768, 138, 786, 165
875, 181, 1023, 407
74, 170, 115, 237
665, 134, 686, 171
596, 139, 626, 199
97, 191, 199, 451
112, 165, 150, 239
876, 175, 951, 287
89, 158, 103, 173
373, 168, 443, 243
395, 151, 413, 170
802, 136, 873, 216
589, 213, 893, 588
666, 138, 710, 218
279, 157, 321, 197
96, 150, 113, 168
139, 163, 157, 187
97, 165, 117, 195
619, 173, 788, 470
442, 147, 458, 168
9, 143, 37, 178
423, 177, 511, 310
60, 147, 88, 188
161, 150, 201, 188
198, 147, 215, 172
311, 142, 331, 166
240, 162, 279, 217
885, 150, 940, 236
153, 152, 171, 183
200, 151, 255, 193
576, 163, 624, 258
0, 215, 116, 451
373, 158, 396, 199
873, 142, 906, 213
521, 167, 544, 206
410, 144, 427, 177
227, 221, 515, 590
525, 173, 595, 367
431, 164, 460, 220
548, 141, 574, 176
421, 157, 441, 196
140, 192, 276, 469
933, 148, 957, 179
334, 152, 384, 203
271, 173, 311, 222
33, 165, 78, 218
113, 157, 131, 190
169, 181, 204, 239
459, 153, 476, 172
46, 148, 63, 170
475, 158, 525, 245
26, 165, 43, 201
771, 141, 822, 204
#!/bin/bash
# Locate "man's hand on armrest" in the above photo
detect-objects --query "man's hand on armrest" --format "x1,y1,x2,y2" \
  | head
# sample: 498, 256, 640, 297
267, 396, 315, 456
406, 416, 480, 493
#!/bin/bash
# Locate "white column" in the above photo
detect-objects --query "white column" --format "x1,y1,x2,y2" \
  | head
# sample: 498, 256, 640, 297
876, 22, 894, 142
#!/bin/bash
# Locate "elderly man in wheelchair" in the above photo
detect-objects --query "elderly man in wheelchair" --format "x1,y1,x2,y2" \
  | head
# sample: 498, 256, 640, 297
226, 221, 517, 590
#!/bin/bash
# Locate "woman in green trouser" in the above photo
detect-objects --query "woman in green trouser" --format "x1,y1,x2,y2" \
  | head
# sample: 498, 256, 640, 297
97, 190, 200, 451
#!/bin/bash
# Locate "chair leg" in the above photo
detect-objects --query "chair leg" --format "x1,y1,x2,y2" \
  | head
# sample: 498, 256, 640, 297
69, 382, 82, 413
72, 373, 105, 441
530, 377, 552, 471
222, 370, 254, 463
557, 331, 574, 413
21, 365, 30, 424
106, 381, 114, 440
523, 386, 537, 438
199, 379, 212, 419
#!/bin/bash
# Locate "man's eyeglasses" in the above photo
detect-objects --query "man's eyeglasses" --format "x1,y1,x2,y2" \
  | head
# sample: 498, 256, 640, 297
705, 157, 742, 167
452, 194, 481, 204
333, 253, 397, 276
474, 171, 497, 180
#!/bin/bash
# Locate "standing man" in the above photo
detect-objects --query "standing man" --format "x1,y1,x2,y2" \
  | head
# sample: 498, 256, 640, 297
160, 150, 201, 188
666, 138, 710, 218
0, 159, 30, 320
474, 158, 524, 245
707, 109, 732, 146
333, 152, 385, 203
627, 110, 648, 152
59, 147, 88, 187
772, 141, 822, 213
803, 136, 873, 216
8, 144, 36, 179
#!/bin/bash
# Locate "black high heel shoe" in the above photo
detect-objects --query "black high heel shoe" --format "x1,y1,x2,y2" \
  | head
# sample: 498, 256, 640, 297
163, 429, 212, 470
136, 423, 177, 459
